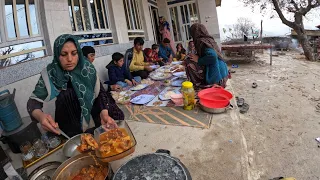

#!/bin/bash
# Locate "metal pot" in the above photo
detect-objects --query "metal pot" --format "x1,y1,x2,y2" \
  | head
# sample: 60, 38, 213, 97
113, 149, 192, 180
52, 153, 110, 180
200, 103, 233, 114
28, 161, 61, 180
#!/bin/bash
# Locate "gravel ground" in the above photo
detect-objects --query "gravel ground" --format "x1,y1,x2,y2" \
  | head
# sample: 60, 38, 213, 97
232, 51, 320, 180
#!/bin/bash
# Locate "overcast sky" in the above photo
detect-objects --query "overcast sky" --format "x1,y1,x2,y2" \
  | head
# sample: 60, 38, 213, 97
217, 0, 320, 40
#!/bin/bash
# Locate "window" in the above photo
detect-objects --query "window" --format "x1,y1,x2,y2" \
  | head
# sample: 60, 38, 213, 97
68, 0, 113, 46
123, 0, 145, 41
0, 0, 46, 68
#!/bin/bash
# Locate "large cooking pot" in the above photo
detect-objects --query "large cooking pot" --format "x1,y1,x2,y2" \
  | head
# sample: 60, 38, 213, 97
198, 86, 233, 108
113, 149, 192, 180
52, 153, 111, 180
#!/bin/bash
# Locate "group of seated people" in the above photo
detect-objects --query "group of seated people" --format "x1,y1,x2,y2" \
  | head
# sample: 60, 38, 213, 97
26, 23, 229, 137
82, 37, 198, 91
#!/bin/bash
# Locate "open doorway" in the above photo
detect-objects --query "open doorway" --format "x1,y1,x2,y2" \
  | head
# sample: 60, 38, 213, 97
169, 2, 199, 46
149, 5, 161, 44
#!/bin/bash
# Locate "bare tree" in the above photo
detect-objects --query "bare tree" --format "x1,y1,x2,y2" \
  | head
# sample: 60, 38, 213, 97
223, 18, 256, 39
233, 17, 256, 38
0, 46, 14, 67
0, 47, 35, 67
242, 0, 320, 61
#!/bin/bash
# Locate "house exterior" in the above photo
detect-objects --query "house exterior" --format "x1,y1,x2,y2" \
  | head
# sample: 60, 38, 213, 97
0, 0, 221, 117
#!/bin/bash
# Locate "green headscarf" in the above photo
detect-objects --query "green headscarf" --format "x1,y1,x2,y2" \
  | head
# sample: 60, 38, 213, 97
30, 34, 98, 127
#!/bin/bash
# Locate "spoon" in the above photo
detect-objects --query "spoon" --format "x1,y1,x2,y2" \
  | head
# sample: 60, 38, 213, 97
57, 128, 70, 140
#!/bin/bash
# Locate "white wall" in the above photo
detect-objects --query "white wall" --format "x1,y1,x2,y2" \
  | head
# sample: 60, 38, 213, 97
197, 0, 221, 44
42, 0, 73, 49
141, 0, 155, 41
109, 0, 130, 43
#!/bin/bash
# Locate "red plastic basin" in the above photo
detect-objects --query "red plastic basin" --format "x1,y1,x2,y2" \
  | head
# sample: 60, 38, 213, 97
198, 87, 233, 108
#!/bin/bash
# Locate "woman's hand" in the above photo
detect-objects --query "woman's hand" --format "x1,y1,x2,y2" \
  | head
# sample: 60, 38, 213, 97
33, 110, 60, 134
100, 110, 118, 129
190, 54, 199, 62
132, 79, 138, 86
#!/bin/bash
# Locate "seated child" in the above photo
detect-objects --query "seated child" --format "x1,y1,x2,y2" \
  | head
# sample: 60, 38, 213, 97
174, 43, 186, 61
151, 44, 164, 66
107, 52, 141, 88
144, 48, 155, 63
82, 46, 95, 63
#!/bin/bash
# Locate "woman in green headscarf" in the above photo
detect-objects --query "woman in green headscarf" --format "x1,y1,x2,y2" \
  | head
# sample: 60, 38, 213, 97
27, 34, 123, 137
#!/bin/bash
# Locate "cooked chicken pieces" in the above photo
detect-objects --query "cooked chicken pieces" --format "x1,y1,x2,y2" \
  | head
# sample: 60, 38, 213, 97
98, 128, 132, 157
77, 134, 98, 153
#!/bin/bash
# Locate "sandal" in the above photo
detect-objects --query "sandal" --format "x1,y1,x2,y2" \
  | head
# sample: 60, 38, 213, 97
236, 97, 245, 107
240, 103, 250, 114
252, 82, 258, 88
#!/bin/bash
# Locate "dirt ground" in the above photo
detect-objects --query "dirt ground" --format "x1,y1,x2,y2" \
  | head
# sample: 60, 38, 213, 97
109, 51, 320, 180
232, 51, 320, 179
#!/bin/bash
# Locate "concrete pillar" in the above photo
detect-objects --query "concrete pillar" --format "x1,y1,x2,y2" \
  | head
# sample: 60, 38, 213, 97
197, 0, 221, 44
42, 0, 73, 51
109, 0, 129, 43
140, 0, 154, 41
157, 0, 170, 21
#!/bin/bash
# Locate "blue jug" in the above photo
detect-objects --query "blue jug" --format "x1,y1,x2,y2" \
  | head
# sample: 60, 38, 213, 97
0, 89, 22, 132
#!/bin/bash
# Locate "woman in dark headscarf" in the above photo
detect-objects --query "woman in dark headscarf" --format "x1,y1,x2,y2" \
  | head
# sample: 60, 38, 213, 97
27, 34, 124, 137
186, 23, 229, 88
159, 16, 176, 54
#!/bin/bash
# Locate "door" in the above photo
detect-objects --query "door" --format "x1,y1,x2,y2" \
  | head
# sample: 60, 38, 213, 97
149, 5, 160, 44
169, 2, 199, 45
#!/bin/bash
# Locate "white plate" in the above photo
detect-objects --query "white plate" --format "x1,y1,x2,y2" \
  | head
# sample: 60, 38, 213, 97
171, 79, 184, 87
130, 84, 149, 91
171, 61, 182, 65
130, 95, 156, 105
150, 65, 160, 69
158, 90, 181, 101
173, 72, 186, 77
149, 72, 172, 80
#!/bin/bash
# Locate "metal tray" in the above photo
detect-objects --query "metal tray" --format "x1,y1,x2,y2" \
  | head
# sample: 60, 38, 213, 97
23, 137, 66, 168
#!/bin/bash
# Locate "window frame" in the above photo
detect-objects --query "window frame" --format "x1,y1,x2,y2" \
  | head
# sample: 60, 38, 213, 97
68, 0, 113, 44
123, 0, 145, 40
0, 0, 46, 67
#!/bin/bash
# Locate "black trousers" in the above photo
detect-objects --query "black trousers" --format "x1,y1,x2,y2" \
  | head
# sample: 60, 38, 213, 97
131, 70, 149, 79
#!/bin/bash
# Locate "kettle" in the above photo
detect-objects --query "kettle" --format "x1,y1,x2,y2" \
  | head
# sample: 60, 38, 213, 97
0, 89, 22, 132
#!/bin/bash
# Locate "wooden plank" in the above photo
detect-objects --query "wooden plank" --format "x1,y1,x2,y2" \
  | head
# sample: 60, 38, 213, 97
93, 0, 101, 29
100, 0, 108, 29
12, 0, 20, 38
79, 0, 86, 31
78, 36, 112, 43
124, 0, 132, 30
25, 0, 33, 36
71, 0, 78, 31
0, 46, 46, 60
221, 44, 273, 50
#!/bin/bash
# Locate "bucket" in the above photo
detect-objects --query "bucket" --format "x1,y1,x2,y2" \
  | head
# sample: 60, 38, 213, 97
0, 89, 22, 132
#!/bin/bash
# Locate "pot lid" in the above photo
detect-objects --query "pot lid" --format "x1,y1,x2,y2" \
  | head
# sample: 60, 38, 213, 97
113, 152, 189, 180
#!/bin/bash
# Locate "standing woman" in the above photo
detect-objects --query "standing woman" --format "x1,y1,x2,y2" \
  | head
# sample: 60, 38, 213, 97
27, 34, 123, 137
159, 16, 176, 54
186, 23, 229, 88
